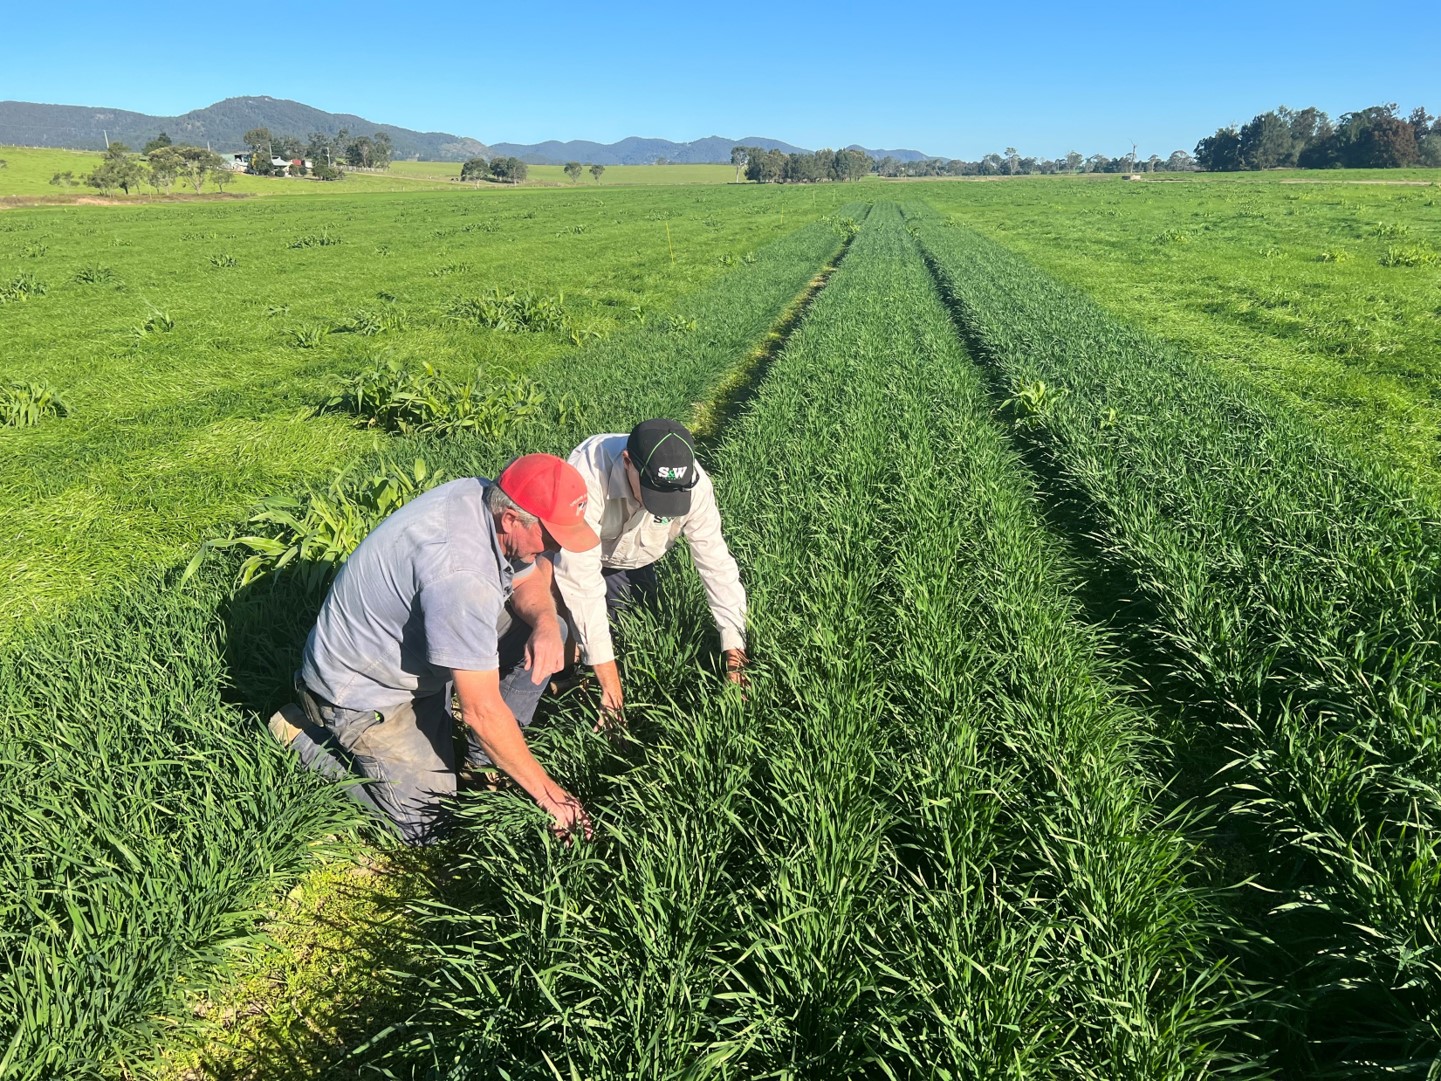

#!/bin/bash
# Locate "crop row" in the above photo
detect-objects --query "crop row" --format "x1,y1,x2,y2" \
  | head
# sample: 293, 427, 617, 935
0, 212, 859, 1078
906, 204, 1441, 1074
345, 204, 1234, 1077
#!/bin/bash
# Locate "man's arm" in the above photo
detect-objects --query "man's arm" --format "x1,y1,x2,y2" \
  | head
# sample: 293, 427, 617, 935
509, 557, 565, 685
682, 478, 748, 681
553, 541, 625, 720
452, 666, 591, 840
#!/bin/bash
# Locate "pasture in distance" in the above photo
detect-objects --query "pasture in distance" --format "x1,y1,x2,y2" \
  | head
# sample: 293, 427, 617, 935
917, 170, 1441, 491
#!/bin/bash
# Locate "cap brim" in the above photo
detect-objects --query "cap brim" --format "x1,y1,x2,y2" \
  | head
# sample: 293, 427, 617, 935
542, 517, 600, 553
638, 479, 693, 518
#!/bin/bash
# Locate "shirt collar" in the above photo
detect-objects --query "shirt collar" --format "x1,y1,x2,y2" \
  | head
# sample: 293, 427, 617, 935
479, 478, 519, 594
605, 441, 641, 516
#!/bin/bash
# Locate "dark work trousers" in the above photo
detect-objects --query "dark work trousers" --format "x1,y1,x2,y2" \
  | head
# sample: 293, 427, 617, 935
290, 609, 557, 846
602, 562, 659, 621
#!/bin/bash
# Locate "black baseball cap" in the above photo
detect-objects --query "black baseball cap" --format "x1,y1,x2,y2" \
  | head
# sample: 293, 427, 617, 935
626, 418, 699, 517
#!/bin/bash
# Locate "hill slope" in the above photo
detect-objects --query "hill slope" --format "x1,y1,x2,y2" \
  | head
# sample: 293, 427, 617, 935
0, 97, 489, 161
0, 97, 934, 165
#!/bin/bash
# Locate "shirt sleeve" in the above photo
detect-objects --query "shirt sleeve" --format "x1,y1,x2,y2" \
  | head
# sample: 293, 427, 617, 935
420, 570, 504, 672
682, 476, 747, 653
552, 468, 617, 666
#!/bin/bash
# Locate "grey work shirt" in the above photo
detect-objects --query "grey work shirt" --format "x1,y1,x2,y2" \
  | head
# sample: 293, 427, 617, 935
300, 477, 533, 712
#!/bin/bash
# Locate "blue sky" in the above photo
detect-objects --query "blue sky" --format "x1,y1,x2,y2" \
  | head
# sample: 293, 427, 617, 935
3, 0, 1436, 160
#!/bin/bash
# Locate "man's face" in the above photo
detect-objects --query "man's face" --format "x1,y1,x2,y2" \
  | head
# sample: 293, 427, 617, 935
498, 508, 556, 563
622, 450, 643, 504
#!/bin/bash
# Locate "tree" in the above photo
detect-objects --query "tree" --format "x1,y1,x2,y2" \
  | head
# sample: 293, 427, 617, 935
460, 157, 488, 185
1166, 149, 1196, 171
311, 162, 343, 181
244, 127, 280, 177
1238, 111, 1293, 169
371, 132, 393, 170
49, 171, 76, 187
345, 136, 374, 168
1004, 147, 1020, 175
832, 148, 871, 181
142, 132, 173, 154
271, 133, 304, 160
307, 131, 339, 169
1419, 133, 1441, 168
564, 161, 583, 183
174, 146, 228, 194
489, 156, 527, 183
731, 146, 748, 182
86, 142, 143, 195
1063, 150, 1083, 172
211, 159, 236, 192
1194, 126, 1243, 171
1352, 106, 1420, 167
589, 163, 605, 183
243, 127, 273, 157
1281, 106, 1327, 163
146, 146, 183, 192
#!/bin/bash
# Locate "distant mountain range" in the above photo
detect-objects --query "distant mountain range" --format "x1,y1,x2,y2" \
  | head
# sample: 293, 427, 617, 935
0, 97, 489, 161
490, 137, 931, 166
0, 97, 933, 164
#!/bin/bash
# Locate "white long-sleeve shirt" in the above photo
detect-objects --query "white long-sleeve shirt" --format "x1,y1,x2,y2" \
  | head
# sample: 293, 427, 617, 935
553, 433, 747, 666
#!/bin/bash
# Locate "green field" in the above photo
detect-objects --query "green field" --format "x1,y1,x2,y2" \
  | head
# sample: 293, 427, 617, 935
913, 171, 1441, 490
0, 145, 464, 200
4, 172, 1441, 1079
0, 146, 739, 201
0, 182, 849, 625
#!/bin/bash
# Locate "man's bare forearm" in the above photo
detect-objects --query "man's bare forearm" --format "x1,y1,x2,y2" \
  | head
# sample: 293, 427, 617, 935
511, 557, 560, 632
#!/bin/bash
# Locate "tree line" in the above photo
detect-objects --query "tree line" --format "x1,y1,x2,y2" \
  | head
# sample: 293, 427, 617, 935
50, 139, 236, 196
731, 146, 873, 183
456, 158, 607, 185
730, 145, 1199, 181
240, 126, 392, 178
1194, 103, 1441, 171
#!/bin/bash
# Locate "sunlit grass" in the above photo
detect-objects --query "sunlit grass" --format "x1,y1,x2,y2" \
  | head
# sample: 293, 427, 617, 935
0, 183, 853, 625
913, 172, 1441, 493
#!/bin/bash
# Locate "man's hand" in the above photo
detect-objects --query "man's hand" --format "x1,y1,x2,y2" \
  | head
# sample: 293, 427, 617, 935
724, 648, 749, 688
597, 682, 624, 734
453, 668, 592, 842
592, 659, 625, 734
540, 788, 594, 843
524, 621, 566, 686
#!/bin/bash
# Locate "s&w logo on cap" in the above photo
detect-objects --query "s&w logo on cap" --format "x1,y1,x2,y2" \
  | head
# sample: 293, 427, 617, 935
656, 466, 688, 481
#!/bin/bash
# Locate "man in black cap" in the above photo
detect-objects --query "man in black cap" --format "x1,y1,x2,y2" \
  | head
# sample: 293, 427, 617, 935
553, 418, 748, 724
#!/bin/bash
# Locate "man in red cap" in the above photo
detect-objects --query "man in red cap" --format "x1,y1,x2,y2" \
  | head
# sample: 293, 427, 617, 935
269, 454, 599, 845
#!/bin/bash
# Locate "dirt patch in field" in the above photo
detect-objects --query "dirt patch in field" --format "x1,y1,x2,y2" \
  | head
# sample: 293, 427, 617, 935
0, 192, 255, 210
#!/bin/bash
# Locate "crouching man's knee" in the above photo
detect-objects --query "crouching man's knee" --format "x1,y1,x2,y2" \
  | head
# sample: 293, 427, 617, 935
369, 769, 458, 847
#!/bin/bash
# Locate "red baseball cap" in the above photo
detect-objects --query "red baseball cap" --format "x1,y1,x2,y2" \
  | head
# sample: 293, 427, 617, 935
497, 454, 599, 552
